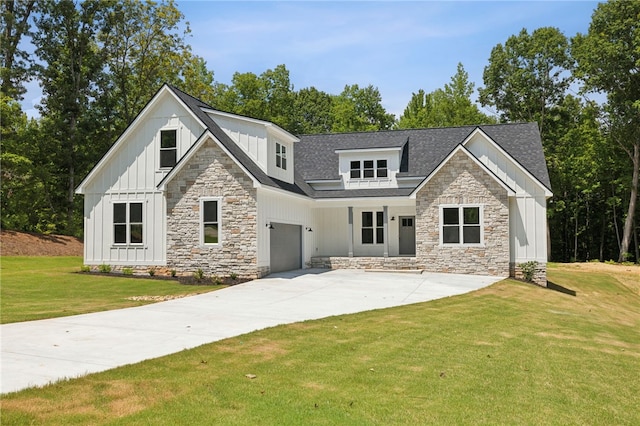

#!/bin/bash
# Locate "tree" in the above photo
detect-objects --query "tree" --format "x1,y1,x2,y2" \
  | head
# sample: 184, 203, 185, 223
292, 87, 334, 134
398, 63, 495, 129
572, 0, 640, 262
478, 27, 572, 140
99, 0, 197, 127
32, 0, 111, 235
331, 84, 395, 132
1, 0, 37, 99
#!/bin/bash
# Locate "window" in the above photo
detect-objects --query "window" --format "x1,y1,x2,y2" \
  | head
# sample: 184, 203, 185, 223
350, 159, 388, 179
201, 199, 221, 245
160, 129, 177, 168
377, 160, 388, 178
350, 161, 361, 178
113, 202, 143, 245
362, 211, 384, 244
363, 160, 375, 178
276, 143, 287, 170
442, 206, 482, 245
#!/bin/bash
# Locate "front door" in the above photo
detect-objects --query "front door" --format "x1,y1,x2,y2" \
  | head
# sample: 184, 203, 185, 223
399, 216, 416, 255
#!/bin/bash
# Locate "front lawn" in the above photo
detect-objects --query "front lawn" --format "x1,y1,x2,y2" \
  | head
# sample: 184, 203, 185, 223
1, 262, 638, 424
0, 257, 225, 324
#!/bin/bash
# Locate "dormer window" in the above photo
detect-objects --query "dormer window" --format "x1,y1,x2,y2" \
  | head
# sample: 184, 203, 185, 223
350, 160, 388, 179
160, 129, 177, 168
276, 142, 287, 170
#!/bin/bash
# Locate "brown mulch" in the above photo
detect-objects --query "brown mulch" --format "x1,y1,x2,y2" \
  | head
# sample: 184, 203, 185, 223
0, 230, 83, 256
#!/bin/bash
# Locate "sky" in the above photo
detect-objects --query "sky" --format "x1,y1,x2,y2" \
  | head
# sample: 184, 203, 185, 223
22, 0, 601, 119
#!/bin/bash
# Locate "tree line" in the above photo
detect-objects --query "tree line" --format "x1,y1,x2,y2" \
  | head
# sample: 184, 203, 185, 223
1, 0, 638, 264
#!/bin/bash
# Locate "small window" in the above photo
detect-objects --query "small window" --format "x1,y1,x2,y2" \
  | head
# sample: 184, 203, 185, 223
160, 130, 177, 168
113, 202, 143, 245
350, 161, 361, 179
276, 143, 287, 170
362, 211, 384, 244
363, 160, 375, 178
377, 160, 388, 178
442, 206, 482, 245
202, 200, 220, 245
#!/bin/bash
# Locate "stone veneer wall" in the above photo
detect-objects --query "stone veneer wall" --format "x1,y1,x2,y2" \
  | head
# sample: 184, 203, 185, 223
510, 262, 548, 287
415, 150, 510, 277
165, 139, 259, 278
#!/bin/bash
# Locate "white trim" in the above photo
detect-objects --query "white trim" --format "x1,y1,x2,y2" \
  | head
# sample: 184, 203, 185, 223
306, 179, 342, 184
462, 127, 553, 197
158, 127, 179, 170
203, 108, 299, 143
439, 204, 485, 247
76, 85, 202, 194
110, 200, 146, 247
335, 147, 402, 154
200, 196, 223, 247
410, 144, 516, 199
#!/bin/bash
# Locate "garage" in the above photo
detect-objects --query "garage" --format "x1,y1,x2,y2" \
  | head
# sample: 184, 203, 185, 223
269, 222, 302, 273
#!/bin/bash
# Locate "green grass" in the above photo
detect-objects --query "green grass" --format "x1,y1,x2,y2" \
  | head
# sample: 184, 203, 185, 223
1, 262, 639, 425
0, 257, 224, 324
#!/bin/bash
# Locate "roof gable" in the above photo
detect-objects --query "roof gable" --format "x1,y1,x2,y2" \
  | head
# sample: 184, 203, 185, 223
76, 84, 201, 194
410, 144, 515, 198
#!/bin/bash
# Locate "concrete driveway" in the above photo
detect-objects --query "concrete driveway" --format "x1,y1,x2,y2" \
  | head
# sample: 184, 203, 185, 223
1, 269, 501, 394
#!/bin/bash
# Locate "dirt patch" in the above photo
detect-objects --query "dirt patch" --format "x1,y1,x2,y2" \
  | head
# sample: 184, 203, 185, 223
0, 230, 83, 256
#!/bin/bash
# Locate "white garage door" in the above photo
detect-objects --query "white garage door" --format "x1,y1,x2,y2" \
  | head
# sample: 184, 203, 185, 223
269, 223, 302, 273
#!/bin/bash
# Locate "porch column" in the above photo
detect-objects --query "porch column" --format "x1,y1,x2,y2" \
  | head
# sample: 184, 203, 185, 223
348, 206, 354, 257
383, 206, 389, 258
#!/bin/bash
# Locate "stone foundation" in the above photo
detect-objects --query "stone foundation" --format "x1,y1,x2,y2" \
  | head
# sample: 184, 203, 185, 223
309, 256, 418, 271
510, 262, 547, 287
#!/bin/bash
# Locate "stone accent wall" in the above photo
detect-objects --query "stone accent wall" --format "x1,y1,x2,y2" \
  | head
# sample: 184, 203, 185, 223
415, 150, 510, 277
165, 139, 259, 278
309, 256, 418, 270
510, 262, 548, 287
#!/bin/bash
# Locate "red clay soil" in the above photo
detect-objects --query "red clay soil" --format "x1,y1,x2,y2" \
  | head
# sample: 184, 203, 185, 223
0, 230, 83, 256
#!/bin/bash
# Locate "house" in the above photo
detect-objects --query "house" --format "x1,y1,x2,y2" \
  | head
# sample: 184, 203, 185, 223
76, 84, 552, 285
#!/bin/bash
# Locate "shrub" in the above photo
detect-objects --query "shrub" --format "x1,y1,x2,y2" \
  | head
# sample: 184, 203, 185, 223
170, 269, 177, 277
518, 261, 538, 282
80, 265, 91, 273
193, 268, 204, 281
230, 272, 238, 281
148, 267, 156, 276
211, 275, 222, 285
98, 264, 112, 273
122, 267, 133, 275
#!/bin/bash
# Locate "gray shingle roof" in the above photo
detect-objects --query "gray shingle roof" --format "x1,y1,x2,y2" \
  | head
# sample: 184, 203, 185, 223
170, 85, 551, 199
169, 85, 312, 196
296, 123, 552, 193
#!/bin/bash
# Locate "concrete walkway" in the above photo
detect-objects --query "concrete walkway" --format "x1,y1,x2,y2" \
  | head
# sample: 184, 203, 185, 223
1, 269, 501, 394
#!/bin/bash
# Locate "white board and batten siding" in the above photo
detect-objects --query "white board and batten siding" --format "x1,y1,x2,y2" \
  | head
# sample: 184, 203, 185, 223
82, 91, 204, 265
256, 189, 316, 270
465, 134, 549, 263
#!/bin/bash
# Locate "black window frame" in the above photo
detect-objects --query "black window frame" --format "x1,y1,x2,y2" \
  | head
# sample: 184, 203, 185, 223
362, 211, 384, 244
442, 206, 481, 245
160, 129, 177, 169
113, 202, 143, 245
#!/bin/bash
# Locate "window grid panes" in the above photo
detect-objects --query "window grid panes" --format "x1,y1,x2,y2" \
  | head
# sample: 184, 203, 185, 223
350, 161, 361, 178
350, 159, 389, 179
160, 130, 177, 168
276, 143, 287, 170
442, 206, 481, 245
362, 211, 384, 244
202, 200, 219, 244
113, 202, 143, 245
